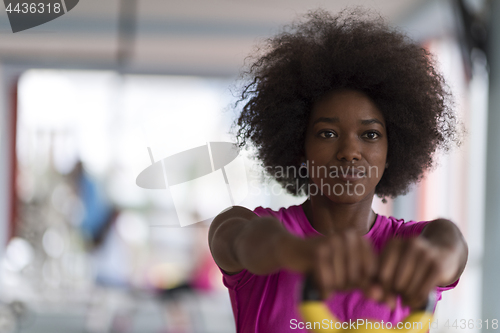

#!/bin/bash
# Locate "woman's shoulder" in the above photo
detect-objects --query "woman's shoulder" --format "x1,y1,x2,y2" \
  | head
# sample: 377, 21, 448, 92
372, 214, 433, 239
252, 204, 317, 237
253, 205, 299, 217
367, 214, 432, 253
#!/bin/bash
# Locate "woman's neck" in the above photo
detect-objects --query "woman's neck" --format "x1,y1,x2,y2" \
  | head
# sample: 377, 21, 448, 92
301, 194, 377, 235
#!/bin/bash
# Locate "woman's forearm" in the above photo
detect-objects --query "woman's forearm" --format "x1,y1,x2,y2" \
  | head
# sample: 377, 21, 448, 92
209, 206, 311, 275
233, 216, 308, 275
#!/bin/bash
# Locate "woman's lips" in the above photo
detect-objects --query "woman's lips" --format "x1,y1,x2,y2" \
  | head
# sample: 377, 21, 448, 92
337, 167, 366, 181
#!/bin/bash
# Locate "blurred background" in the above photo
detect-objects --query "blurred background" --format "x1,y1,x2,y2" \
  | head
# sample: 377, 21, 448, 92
0, 0, 497, 332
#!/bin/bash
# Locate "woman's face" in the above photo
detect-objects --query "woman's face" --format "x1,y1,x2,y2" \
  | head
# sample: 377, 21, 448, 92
304, 89, 388, 204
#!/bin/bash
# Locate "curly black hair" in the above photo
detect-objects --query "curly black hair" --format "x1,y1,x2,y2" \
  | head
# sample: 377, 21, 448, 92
234, 8, 462, 199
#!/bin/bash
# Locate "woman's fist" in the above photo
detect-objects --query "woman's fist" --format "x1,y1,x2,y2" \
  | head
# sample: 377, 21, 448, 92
368, 237, 442, 309
281, 230, 447, 310
308, 229, 377, 299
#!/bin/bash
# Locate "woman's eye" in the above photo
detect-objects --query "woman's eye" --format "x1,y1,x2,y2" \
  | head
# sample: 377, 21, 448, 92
363, 131, 380, 140
319, 131, 336, 139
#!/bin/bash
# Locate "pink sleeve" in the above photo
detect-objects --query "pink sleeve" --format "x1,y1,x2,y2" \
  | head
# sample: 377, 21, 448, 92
219, 267, 256, 290
435, 278, 460, 301
253, 206, 278, 219
394, 220, 431, 238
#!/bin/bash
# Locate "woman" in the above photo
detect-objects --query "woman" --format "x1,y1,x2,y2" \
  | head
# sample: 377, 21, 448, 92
208, 9, 468, 332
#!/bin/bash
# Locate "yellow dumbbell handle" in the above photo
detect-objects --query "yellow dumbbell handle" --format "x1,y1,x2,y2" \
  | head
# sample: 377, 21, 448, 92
300, 276, 435, 333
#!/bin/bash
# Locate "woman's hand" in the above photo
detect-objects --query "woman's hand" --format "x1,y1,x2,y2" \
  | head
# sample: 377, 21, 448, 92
282, 230, 377, 300
291, 231, 461, 310
368, 219, 468, 310
368, 237, 443, 310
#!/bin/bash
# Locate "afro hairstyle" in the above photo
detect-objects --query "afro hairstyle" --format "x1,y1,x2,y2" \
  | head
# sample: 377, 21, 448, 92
234, 8, 462, 199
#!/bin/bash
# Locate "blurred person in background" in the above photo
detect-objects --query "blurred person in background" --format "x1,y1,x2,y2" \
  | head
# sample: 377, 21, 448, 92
68, 161, 117, 249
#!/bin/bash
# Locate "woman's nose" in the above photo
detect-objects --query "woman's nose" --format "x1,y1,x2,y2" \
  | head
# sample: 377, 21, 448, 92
336, 136, 362, 162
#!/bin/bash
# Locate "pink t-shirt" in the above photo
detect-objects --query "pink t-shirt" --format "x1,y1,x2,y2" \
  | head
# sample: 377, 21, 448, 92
220, 205, 459, 333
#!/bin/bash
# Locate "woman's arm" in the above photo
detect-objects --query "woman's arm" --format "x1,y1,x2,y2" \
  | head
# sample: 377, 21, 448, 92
373, 218, 468, 309
420, 218, 468, 287
209, 206, 377, 299
208, 206, 312, 275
